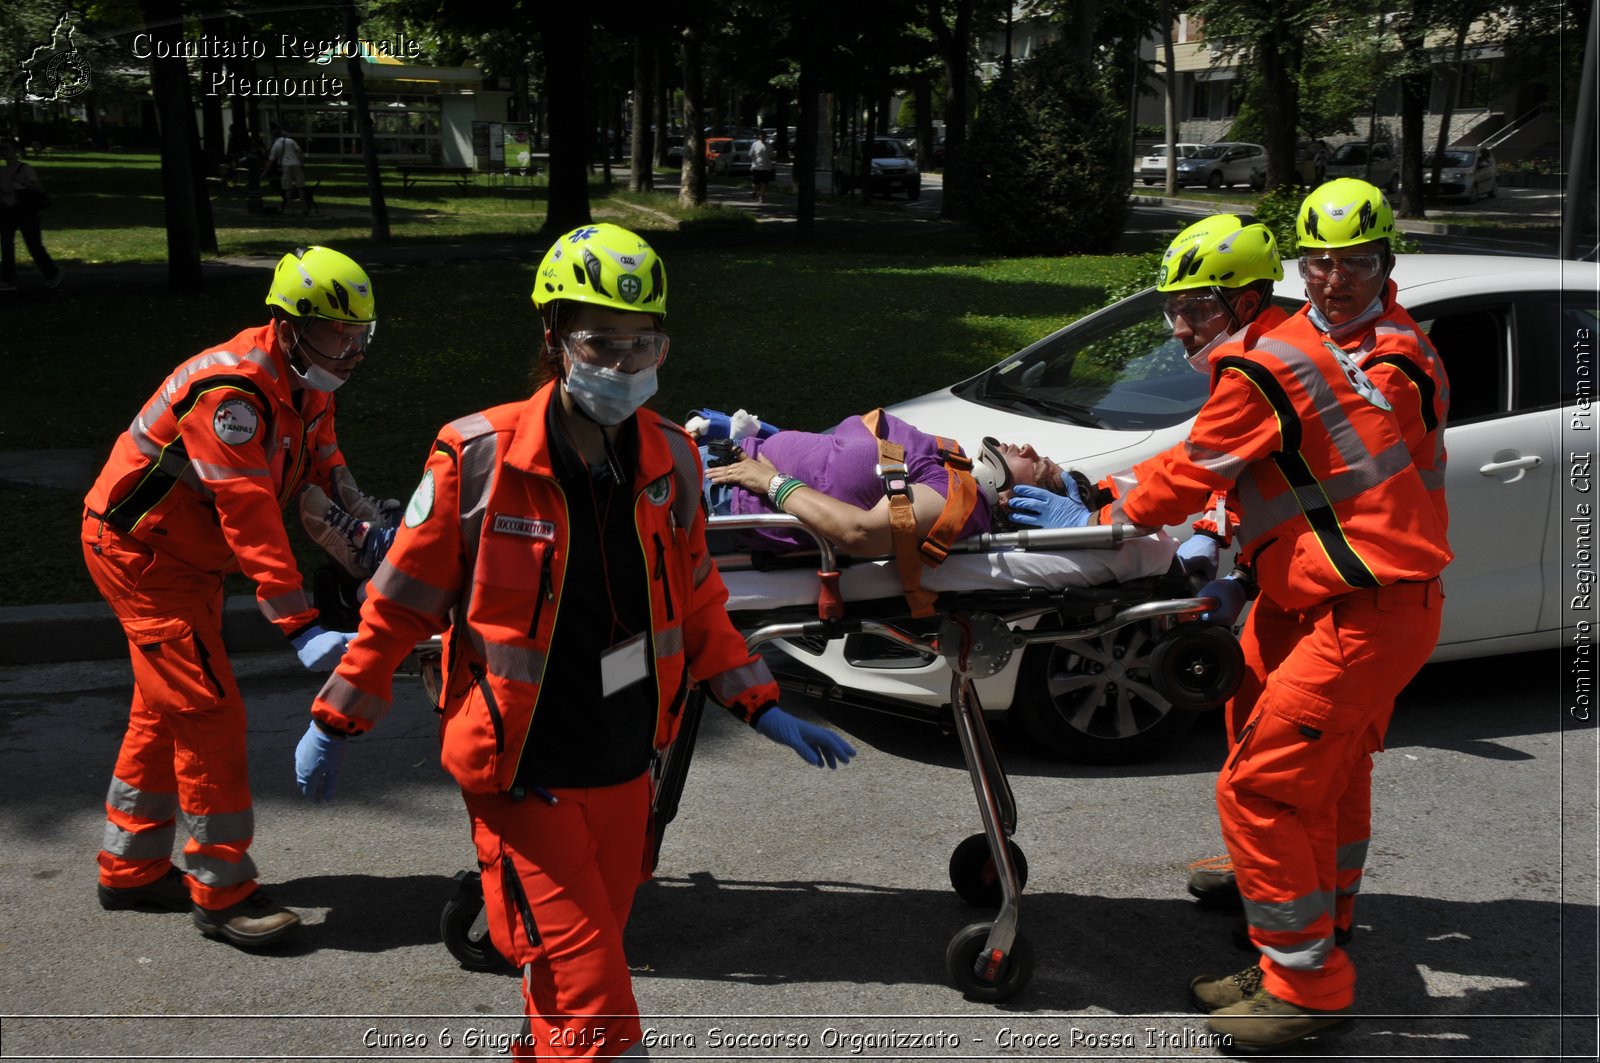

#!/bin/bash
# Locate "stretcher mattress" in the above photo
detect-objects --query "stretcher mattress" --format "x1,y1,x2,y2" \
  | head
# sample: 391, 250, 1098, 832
721, 533, 1176, 613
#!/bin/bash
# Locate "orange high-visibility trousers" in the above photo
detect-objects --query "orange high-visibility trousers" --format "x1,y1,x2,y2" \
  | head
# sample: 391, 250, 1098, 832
83, 517, 259, 911
465, 774, 651, 1061
1218, 579, 1441, 1011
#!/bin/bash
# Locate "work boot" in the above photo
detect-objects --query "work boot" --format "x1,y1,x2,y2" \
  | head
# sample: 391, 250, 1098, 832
1233, 922, 1354, 952
1206, 986, 1350, 1051
98, 866, 193, 912
192, 890, 301, 947
1190, 964, 1264, 1013
1187, 854, 1242, 910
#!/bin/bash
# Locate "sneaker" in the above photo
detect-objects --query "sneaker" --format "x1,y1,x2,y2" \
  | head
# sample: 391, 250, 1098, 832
1190, 964, 1264, 1013
192, 890, 301, 947
98, 866, 193, 912
1206, 986, 1350, 1051
44, 268, 64, 289
1233, 922, 1354, 952
1187, 854, 1242, 910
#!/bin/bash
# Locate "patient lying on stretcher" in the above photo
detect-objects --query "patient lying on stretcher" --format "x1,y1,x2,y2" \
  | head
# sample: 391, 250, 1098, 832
699, 409, 1066, 557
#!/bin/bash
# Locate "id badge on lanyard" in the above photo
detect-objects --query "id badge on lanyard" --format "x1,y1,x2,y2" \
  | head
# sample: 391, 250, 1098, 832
599, 631, 649, 697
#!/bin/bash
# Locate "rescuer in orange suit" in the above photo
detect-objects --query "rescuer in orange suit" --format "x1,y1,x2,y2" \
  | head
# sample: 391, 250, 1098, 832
1185, 180, 1453, 955
1006, 217, 1451, 1051
297, 223, 856, 1060
83, 246, 388, 947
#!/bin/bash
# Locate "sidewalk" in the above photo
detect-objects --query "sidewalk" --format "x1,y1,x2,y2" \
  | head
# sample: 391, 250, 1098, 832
1131, 183, 1564, 235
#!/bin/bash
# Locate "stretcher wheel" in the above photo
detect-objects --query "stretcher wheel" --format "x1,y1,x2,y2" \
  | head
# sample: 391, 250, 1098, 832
440, 871, 510, 972
945, 922, 1034, 1002
1010, 627, 1198, 765
1148, 623, 1244, 712
948, 833, 1029, 907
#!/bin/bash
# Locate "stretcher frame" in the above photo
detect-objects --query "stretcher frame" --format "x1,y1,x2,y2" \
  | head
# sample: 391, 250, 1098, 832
647, 512, 1239, 1002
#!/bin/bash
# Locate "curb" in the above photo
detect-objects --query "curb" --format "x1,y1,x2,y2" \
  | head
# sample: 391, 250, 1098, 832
0, 595, 285, 666
1127, 193, 1557, 237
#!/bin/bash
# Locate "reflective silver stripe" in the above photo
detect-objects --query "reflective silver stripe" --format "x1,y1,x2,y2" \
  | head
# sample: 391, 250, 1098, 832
106, 777, 178, 822
259, 588, 311, 621
140, 351, 248, 425
102, 821, 176, 859
1337, 839, 1369, 872
654, 625, 683, 659
129, 422, 196, 480
1241, 889, 1335, 933
1420, 466, 1445, 492
317, 672, 391, 724
244, 347, 279, 380
456, 429, 501, 624
1178, 439, 1252, 484
1259, 936, 1334, 970
484, 640, 546, 686
1104, 469, 1140, 523
191, 460, 271, 482
188, 851, 258, 889
657, 419, 702, 530
179, 806, 255, 845
691, 552, 713, 588
707, 658, 776, 704
1239, 437, 1413, 538
317, 443, 338, 461
1253, 336, 1376, 471
370, 561, 455, 619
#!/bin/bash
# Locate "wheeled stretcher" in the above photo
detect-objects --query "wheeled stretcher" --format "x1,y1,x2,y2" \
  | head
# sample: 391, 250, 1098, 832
431, 515, 1244, 1002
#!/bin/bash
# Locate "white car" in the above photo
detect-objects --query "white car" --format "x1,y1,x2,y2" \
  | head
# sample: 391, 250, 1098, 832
1426, 144, 1498, 202
765, 255, 1598, 763
1139, 142, 1204, 185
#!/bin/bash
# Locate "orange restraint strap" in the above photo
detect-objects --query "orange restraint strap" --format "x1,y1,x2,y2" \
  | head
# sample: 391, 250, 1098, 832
861, 409, 980, 619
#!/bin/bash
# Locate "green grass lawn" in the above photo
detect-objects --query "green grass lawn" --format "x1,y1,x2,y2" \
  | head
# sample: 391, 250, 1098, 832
5, 152, 1158, 607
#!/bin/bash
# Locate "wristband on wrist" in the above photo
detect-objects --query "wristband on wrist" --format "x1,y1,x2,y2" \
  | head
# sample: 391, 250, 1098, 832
773, 477, 807, 510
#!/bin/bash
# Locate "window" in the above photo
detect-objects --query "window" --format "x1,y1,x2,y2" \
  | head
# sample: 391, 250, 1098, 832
1417, 300, 1512, 423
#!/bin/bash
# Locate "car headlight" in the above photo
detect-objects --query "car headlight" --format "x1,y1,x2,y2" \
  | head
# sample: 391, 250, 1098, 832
871, 163, 884, 174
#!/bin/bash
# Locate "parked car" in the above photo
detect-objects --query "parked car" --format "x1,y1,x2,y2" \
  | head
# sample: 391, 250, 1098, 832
1139, 142, 1204, 185
832, 135, 921, 198
764, 255, 1598, 764
1425, 144, 1498, 202
714, 138, 755, 176
1173, 142, 1265, 189
704, 136, 735, 170
1250, 138, 1330, 189
665, 136, 685, 163
1325, 140, 1398, 191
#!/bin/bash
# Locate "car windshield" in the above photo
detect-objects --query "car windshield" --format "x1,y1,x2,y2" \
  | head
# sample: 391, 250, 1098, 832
952, 290, 1303, 430
1426, 150, 1475, 168
870, 139, 910, 158
1331, 144, 1371, 163
1191, 145, 1226, 159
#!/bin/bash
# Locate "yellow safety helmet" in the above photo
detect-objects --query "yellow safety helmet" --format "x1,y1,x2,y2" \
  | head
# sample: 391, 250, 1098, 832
264, 246, 376, 323
1296, 178, 1397, 249
1157, 214, 1283, 293
531, 223, 668, 318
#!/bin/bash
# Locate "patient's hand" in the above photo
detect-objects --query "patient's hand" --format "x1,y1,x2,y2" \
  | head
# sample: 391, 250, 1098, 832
705, 450, 782, 495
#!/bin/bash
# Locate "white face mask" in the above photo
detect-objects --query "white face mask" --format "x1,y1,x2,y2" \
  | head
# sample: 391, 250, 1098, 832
564, 360, 658, 425
293, 361, 347, 392
1185, 327, 1236, 375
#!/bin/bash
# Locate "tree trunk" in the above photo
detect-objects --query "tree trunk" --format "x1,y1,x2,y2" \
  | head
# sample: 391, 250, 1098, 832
1429, 19, 1471, 197
600, 69, 614, 186
1162, 0, 1178, 194
678, 25, 705, 208
138, 0, 203, 292
199, 58, 225, 172
631, 37, 654, 192
654, 42, 672, 168
1396, 16, 1432, 217
184, 87, 218, 254
795, 58, 817, 241
343, 0, 390, 240
927, 0, 976, 217
913, 70, 934, 172
542, 13, 594, 233
1258, 10, 1301, 191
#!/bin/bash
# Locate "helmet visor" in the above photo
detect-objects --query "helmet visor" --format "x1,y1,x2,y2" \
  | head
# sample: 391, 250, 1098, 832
1162, 292, 1232, 331
561, 330, 670, 373
1297, 252, 1385, 283
302, 317, 375, 361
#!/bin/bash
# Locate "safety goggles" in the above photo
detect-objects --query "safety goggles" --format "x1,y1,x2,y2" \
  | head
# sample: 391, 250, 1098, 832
303, 318, 375, 361
1162, 292, 1232, 330
561, 330, 670, 373
1297, 252, 1386, 282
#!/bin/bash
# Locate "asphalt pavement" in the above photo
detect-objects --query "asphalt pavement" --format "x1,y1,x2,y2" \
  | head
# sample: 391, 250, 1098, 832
0, 645, 1592, 1060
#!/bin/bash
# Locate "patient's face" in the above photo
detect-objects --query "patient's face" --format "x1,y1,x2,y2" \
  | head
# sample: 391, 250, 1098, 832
997, 442, 1064, 494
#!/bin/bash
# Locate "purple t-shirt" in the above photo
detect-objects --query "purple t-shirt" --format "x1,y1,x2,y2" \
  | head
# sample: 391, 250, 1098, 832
730, 412, 992, 551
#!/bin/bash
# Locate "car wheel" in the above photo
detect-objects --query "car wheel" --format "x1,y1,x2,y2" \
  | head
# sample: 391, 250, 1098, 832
1008, 624, 1198, 765
1206, 172, 1223, 190
1487, 182, 1497, 199
1143, 179, 1157, 186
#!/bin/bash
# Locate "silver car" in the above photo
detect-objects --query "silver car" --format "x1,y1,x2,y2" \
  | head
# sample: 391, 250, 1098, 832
1325, 140, 1399, 192
1425, 145, 1498, 202
1174, 142, 1265, 189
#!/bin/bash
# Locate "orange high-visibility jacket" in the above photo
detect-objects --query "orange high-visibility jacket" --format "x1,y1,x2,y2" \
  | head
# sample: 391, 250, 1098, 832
1285, 282, 1451, 529
312, 383, 783, 795
83, 324, 340, 634
1105, 319, 1452, 610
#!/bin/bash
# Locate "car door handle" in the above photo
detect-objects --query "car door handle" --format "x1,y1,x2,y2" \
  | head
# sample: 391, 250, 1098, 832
1479, 454, 1541, 480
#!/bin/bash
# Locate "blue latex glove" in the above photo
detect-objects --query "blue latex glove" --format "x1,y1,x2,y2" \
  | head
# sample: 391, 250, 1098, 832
291, 626, 356, 671
295, 720, 346, 802
755, 706, 857, 768
1176, 534, 1220, 581
1198, 576, 1249, 627
1006, 482, 1091, 529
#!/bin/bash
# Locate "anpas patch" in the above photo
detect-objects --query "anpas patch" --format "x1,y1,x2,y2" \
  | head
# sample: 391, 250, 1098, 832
212, 399, 260, 446
404, 469, 435, 527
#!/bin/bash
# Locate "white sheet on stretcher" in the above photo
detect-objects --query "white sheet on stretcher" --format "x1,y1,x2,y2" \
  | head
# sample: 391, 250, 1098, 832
721, 533, 1177, 613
